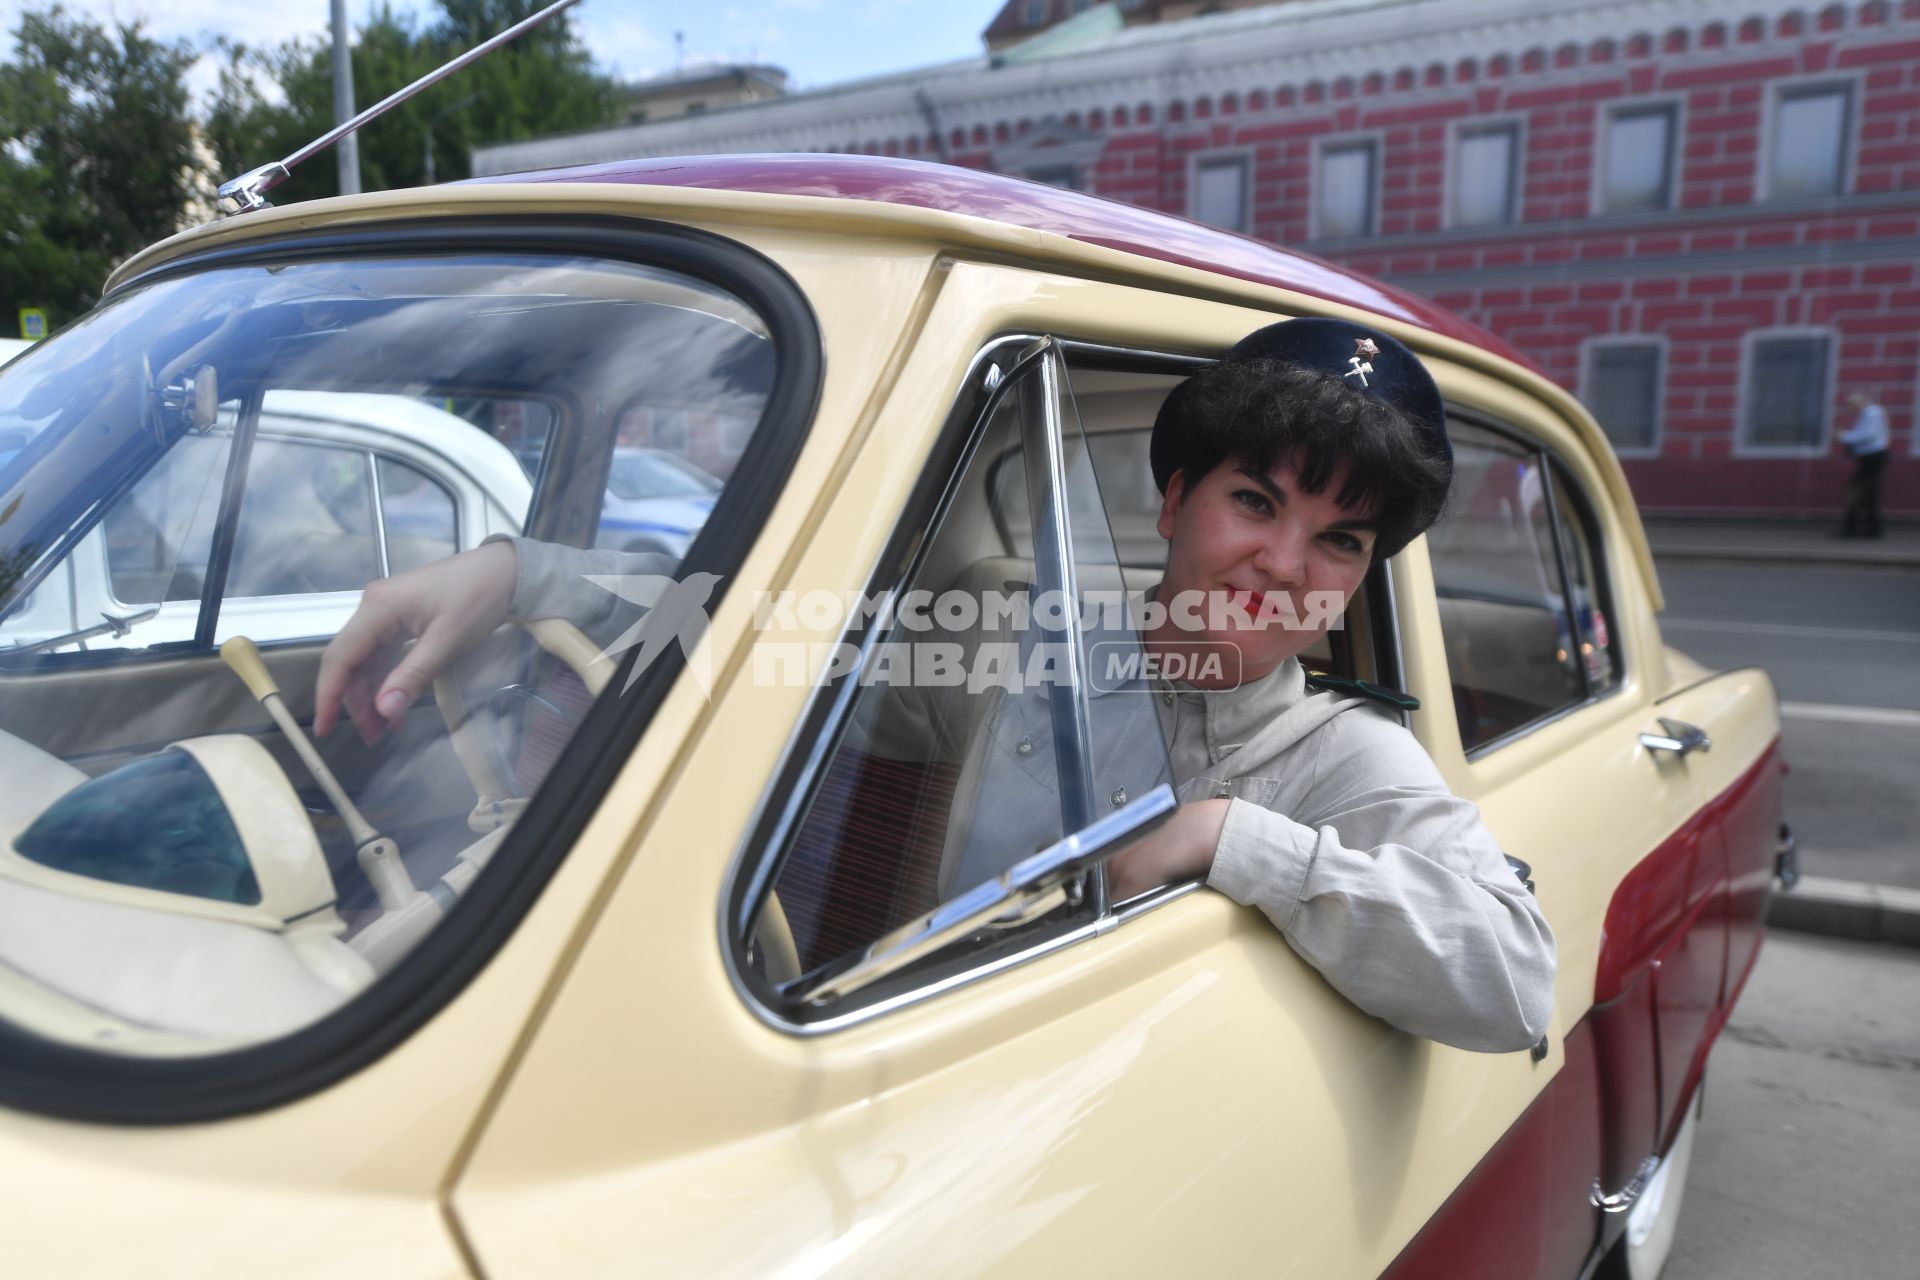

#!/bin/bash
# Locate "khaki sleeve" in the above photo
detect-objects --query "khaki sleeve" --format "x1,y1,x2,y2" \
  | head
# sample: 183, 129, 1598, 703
1205, 708, 1556, 1054
484, 535, 678, 651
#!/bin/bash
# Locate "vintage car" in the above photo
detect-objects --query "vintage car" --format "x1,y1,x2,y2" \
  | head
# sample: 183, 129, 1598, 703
0, 154, 1786, 1279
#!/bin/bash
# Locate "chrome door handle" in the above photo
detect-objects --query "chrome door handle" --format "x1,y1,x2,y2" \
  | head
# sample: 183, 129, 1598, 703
1640, 717, 1711, 758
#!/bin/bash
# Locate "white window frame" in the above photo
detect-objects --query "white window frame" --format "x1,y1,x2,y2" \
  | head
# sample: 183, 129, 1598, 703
1310, 133, 1383, 241
1911, 366, 1920, 456
1735, 326, 1840, 458
1446, 116, 1525, 229
1579, 336, 1668, 460
1188, 151, 1254, 234
1760, 74, 1861, 202
1591, 96, 1683, 216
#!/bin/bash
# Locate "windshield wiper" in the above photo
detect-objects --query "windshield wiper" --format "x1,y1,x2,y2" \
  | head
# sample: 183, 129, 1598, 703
6, 607, 159, 656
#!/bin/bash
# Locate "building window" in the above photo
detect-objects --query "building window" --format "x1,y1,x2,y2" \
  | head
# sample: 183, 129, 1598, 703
1452, 122, 1520, 227
1193, 156, 1250, 232
1741, 332, 1833, 451
1582, 341, 1664, 455
1316, 139, 1377, 238
1769, 83, 1852, 199
1026, 0, 1049, 26
1027, 165, 1081, 190
1600, 103, 1676, 213
684, 101, 707, 116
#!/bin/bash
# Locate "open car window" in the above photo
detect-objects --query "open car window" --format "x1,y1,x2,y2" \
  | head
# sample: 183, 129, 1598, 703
738, 342, 1190, 1022
0, 241, 796, 1067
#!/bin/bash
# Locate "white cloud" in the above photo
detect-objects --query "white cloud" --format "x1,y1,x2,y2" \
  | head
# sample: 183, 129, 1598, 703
577, 10, 665, 81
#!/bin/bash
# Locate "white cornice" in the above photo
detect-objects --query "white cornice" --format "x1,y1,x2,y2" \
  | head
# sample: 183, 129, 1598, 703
474, 0, 1906, 174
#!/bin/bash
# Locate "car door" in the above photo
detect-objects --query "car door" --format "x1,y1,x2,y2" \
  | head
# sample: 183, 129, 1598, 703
1382, 408, 1781, 1276
452, 268, 1562, 1278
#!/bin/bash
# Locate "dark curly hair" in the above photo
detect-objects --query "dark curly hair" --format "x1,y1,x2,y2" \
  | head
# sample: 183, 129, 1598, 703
1153, 356, 1453, 560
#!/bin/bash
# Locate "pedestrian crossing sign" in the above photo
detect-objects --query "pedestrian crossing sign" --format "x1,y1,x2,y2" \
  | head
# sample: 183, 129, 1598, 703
19, 308, 47, 340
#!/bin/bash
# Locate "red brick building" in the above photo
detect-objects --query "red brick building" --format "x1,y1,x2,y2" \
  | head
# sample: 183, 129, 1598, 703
476, 0, 1920, 520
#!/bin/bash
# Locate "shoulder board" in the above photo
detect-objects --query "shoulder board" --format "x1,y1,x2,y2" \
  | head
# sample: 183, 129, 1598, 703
1302, 671, 1421, 712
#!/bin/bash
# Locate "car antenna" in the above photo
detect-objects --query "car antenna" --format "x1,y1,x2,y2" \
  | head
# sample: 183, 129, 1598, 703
215, 0, 583, 217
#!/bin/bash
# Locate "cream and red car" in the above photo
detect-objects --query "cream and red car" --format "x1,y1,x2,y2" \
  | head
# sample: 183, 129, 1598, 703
0, 155, 1786, 1278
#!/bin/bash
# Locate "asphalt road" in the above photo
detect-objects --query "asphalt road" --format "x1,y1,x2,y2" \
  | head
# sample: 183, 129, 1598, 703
1654, 561, 1920, 890
1664, 932, 1920, 1280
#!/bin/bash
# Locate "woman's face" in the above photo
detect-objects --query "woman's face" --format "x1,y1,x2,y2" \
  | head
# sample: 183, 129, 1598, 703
1152, 455, 1377, 685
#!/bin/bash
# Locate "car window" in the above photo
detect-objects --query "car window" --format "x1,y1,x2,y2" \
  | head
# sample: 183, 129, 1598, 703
377, 456, 458, 574
229, 439, 382, 597
1547, 461, 1620, 698
746, 343, 1173, 1008
0, 245, 795, 1064
991, 425, 1170, 569
1426, 421, 1593, 750
44, 390, 536, 652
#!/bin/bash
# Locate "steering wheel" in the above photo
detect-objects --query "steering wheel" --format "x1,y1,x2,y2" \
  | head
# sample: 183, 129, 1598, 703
433, 616, 610, 832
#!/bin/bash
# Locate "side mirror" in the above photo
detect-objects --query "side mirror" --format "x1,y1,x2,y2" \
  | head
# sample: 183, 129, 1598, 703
797, 784, 1178, 1006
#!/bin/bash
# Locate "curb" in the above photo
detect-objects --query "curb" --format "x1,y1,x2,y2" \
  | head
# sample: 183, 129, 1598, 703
1650, 546, 1920, 570
1768, 875, 1920, 947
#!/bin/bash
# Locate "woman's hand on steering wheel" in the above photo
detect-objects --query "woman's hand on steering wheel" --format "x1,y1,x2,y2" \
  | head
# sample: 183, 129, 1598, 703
315, 541, 520, 743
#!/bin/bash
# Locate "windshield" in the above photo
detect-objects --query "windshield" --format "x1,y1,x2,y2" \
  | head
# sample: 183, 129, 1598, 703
0, 246, 781, 1055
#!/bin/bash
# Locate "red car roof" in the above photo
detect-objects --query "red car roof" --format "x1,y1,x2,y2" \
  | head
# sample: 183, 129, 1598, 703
485, 153, 1525, 365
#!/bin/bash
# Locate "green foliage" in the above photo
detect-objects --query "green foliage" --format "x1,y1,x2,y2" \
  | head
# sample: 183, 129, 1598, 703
0, 1, 616, 328
0, 5, 199, 325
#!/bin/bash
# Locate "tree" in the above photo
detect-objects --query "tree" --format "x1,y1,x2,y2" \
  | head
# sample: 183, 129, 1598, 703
0, 6, 200, 324
205, 1, 614, 208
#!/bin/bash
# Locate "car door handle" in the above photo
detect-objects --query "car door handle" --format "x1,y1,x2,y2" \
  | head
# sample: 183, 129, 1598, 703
1640, 717, 1711, 758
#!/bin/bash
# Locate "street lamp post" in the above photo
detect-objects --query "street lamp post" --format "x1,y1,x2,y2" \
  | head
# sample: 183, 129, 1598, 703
423, 92, 483, 186
330, 0, 360, 194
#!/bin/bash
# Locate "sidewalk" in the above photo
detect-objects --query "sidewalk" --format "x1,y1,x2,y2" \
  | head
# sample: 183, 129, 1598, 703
1770, 875, 1920, 947
1642, 517, 1920, 567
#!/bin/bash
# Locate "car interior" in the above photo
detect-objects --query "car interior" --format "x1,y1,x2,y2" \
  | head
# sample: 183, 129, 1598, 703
0, 252, 774, 1053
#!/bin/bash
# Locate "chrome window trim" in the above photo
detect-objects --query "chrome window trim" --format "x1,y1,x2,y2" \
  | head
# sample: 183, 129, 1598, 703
366, 450, 391, 578
720, 336, 1212, 1038
757, 914, 1120, 1038
1017, 339, 1099, 836
1112, 876, 1208, 925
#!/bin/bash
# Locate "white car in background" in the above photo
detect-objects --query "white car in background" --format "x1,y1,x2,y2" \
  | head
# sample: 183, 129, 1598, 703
592, 446, 721, 558
0, 339, 33, 366
0, 391, 532, 654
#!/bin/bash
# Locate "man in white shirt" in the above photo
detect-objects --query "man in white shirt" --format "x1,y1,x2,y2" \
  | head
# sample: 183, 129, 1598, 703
1838, 391, 1891, 539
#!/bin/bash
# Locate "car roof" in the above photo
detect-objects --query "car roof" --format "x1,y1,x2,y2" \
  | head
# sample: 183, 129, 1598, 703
477, 153, 1531, 369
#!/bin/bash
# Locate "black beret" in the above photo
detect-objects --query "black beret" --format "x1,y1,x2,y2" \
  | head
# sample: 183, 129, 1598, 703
1150, 316, 1450, 492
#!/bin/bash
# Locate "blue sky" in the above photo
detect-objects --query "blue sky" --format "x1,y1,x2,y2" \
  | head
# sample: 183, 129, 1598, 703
0, 1, 1000, 100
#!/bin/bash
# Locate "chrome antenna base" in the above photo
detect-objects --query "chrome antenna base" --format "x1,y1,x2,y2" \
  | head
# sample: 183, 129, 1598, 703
217, 163, 292, 216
